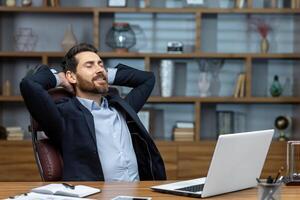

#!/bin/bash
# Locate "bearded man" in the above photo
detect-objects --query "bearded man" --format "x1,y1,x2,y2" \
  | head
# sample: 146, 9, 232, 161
20, 43, 166, 181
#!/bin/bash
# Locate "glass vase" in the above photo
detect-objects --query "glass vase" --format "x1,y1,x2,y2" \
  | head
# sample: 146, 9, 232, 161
260, 37, 269, 53
198, 72, 211, 97
160, 60, 174, 97
270, 75, 283, 97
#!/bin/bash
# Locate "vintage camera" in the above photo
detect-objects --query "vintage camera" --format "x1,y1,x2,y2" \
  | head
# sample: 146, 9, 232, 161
167, 41, 183, 53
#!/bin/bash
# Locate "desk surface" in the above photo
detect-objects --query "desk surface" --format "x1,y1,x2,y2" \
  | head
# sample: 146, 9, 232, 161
0, 181, 300, 200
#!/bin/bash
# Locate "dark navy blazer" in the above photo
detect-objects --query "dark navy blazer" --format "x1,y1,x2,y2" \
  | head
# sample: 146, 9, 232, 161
20, 64, 166, 181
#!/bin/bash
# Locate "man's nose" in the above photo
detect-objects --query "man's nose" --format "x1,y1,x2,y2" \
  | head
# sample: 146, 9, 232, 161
96, 65, 105, 73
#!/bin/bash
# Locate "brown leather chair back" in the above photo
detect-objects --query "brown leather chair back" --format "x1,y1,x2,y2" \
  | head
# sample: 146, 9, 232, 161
29, 87, 73, 181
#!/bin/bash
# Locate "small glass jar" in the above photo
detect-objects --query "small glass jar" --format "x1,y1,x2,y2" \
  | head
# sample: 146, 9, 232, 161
105, 22, 136, 53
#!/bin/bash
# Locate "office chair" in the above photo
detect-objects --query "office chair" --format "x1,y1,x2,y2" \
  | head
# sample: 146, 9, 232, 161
29, 87, 73, 181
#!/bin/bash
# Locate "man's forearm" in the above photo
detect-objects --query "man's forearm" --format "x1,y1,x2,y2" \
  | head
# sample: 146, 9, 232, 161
112, 64, 154, 88
22, 64, 58, 90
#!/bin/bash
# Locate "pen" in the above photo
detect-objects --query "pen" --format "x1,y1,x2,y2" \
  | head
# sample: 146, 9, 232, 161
62, 183, 75, 189
256, 178, 261, 183
274, 166, 284, 183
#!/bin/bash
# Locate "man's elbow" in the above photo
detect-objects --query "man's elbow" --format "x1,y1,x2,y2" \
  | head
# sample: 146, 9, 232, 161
147, 71, 156, 89
19, 78, 29, 94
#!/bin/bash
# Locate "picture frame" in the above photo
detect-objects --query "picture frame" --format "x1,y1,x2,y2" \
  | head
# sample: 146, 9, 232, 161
107, 0, 127, 7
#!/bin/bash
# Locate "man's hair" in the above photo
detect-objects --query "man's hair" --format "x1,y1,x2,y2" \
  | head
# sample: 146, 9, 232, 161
61, 43, 98, 72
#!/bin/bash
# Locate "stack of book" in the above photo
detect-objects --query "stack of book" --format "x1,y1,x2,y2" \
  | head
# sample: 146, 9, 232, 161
233, 73, 246, 98
216, 111, 234, 135
6, 127, 24, 140
173, 122, 194, 141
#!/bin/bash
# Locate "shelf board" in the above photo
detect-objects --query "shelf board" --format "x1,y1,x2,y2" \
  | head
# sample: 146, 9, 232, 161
1, 6, 299, 14
201, 97, 300, 103
149, 96, 300, 104
1, 52, 299, 59
200, 8, 300, 14
98, 8, 300, 14
3, 96, 299, 104
0, 96, 23, 102
0, 51, 45, 58
248, 53, 300, 59
0, 6, 93, 13
149, 96, 198, 103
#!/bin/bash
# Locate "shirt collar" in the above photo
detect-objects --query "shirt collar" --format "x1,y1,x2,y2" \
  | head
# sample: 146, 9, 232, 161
76, 96, 108, 111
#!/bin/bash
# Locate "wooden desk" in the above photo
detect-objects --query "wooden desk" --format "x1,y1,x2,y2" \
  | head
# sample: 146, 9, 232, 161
0, 182, 300, 200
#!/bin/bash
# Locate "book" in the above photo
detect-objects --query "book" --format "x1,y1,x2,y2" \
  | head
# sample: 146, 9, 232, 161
216, 111, 234, 135
173, 127, 194, 141
30, 183, 100, 198
239, 74, 246, 98
5, 192, 96, 200
175, 121, 194, 128
233, 74, 242, 98
233, 73, 246, 98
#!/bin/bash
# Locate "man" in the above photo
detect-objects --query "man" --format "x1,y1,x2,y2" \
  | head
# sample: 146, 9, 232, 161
20, 43, 166, 181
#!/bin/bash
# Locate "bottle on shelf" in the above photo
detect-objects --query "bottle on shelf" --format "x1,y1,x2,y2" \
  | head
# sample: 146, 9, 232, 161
2, 80, 12, 96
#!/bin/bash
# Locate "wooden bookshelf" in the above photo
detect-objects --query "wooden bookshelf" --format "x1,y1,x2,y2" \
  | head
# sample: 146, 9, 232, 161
0, 0, 299, 181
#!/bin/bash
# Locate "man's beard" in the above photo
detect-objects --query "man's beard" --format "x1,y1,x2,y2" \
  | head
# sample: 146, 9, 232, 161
76, 73, 108, 94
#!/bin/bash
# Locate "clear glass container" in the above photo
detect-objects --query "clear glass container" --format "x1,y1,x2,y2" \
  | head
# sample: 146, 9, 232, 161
257, 182, 282, 200
287, 141, 300, 183
105, 22, 136, 53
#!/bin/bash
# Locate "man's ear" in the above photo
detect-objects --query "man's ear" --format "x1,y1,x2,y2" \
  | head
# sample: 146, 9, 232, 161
65, 71, 77, 84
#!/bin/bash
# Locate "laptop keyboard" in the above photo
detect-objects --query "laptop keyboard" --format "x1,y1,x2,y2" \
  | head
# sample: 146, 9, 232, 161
176, 184, 204, 192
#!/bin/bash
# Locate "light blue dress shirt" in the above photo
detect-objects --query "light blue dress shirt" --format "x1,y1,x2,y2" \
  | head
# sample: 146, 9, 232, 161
52, 67, 140, 182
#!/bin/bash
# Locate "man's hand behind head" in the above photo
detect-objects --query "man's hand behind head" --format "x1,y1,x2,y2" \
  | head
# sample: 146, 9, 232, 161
58, 72, 74, 94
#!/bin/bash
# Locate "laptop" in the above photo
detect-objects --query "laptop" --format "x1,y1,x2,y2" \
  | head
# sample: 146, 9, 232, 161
151, 129, 274, 198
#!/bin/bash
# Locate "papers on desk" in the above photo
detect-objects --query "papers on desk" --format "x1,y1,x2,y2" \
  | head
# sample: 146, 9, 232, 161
5, 192, 96, 200
6, 183, 100, 200
31, 184, 100, 197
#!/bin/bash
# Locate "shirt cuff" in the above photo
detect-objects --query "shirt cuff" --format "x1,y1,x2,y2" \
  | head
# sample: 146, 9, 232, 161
107, 68, 117, 84
50, 69, 62, 87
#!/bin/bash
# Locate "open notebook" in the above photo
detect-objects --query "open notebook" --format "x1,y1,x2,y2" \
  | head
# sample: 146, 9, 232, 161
31, 183, 101, 197
6, 184, 100, 199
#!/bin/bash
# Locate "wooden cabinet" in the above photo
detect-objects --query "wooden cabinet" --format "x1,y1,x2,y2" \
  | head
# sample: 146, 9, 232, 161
0, 140, 286, 181
0, 0, 299, 180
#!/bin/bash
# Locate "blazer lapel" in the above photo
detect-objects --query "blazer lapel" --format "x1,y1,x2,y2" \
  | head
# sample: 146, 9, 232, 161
72, 98, 97, 146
